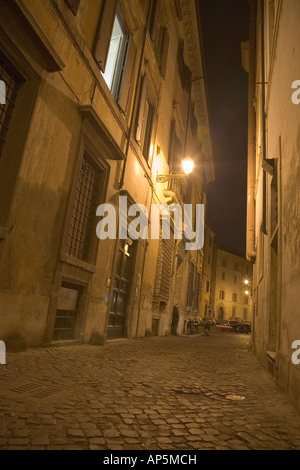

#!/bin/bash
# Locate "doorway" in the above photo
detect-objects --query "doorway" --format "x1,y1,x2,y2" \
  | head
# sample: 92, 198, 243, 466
218, 307, 224, 320
107, 239, 136, 339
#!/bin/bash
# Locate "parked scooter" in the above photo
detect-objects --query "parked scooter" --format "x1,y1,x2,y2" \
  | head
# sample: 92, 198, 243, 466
204, 323, 211, 336
185, 317, 201, 335
237, 321, 251, 334
202, 317, 213, 336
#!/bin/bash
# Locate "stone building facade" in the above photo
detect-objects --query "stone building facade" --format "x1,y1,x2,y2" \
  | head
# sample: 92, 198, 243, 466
0, 0, 214, 347
211, 247, 253, 322
244, 0, 300, 411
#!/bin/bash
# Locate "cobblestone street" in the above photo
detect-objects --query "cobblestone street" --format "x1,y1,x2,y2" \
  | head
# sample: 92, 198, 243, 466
1, 329, 300, 451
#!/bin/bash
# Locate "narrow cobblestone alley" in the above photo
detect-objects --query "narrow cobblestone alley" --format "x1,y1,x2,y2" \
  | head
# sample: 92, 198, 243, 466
1, 329, 300, 451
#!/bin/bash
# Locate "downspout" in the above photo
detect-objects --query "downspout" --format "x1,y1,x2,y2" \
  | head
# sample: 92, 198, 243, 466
246, 0, 257, 261
118, 0, 153, 189
261, 0, 267, 234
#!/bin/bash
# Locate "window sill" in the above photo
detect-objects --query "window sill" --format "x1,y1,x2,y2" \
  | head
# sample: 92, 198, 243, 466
60, 252, 97, 274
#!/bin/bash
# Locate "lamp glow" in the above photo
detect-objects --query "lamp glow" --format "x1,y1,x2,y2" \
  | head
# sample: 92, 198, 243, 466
182, 158, 194, 175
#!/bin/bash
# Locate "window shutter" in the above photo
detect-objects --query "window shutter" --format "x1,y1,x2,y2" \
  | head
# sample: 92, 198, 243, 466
150, 1, 160, 41
146, 105, 157, 162
174, 0, 183, 20
160, 27, 169, 78
64, 0, 81, 15
178, 40, 192, 93
135, 76, 147, 143
143, 103, 155, 160
154, 230, 174, 302
118, 37, 137, 114
93, 0, 117, 73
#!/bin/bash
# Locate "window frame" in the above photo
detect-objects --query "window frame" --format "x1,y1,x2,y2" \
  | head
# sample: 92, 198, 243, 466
101, 8, 130, 102
66, 151, 104, 263
0, 43, 40, 226
135, 75, 156, 163
61, 135, 110, 268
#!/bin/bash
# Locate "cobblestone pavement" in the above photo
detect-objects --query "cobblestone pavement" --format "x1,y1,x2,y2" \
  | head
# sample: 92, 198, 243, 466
1, 329, 300, 450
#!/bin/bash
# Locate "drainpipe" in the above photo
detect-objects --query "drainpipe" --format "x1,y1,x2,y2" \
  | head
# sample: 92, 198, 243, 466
118, 0, 153, 189
261, 0, 267, 235
246, 0, 257, 261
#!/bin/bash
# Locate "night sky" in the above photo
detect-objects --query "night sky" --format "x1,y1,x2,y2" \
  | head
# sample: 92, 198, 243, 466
198, 0, 250, 256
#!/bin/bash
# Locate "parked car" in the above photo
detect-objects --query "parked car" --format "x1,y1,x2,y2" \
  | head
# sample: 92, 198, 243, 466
215, 319, 233, 331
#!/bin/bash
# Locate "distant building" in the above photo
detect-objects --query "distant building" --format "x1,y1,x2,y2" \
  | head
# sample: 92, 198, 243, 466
211, 247, 253, 322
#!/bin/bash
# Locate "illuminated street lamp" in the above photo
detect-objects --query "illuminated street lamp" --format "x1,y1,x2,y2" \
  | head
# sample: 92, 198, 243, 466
181, 158, 194, 175
244, 279, 249, 286
156, 158, 194, 183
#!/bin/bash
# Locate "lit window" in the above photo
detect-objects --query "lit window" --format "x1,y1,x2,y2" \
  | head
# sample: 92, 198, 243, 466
102, 11, 128, 99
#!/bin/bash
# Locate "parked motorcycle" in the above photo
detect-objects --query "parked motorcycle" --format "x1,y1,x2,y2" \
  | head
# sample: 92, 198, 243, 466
185, 317, 201, 335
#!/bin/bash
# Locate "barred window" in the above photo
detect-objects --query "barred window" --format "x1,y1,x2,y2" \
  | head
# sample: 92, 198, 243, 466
153, 229, 174, 302
0, 54, 23, 157
66, 154, 102, 262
